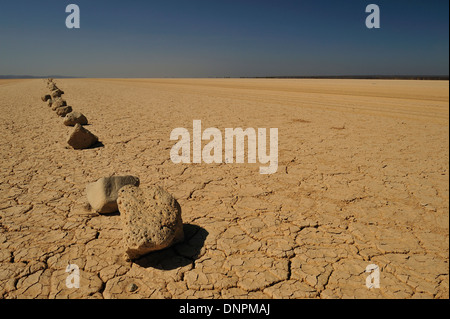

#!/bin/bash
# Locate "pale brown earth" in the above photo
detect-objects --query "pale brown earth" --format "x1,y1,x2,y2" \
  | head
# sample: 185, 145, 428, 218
0, 78, 448, 299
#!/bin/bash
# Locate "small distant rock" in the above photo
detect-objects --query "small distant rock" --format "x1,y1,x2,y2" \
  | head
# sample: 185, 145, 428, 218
118, 185, 184, 260
47, 99, 53, 107
51, 98, 67, 110
50, 89, 64, 98
41, 94, 51, 102
63, 112, 88, 126
86, 175, 140, 214
67, 123, 99, 150
56, 105, 73, 117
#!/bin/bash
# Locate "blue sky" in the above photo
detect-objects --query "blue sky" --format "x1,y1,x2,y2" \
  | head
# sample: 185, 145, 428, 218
0, 0, 448, 77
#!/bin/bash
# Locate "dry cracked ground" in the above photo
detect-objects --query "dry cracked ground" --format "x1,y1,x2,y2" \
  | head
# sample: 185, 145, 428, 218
0, 78, 448, 299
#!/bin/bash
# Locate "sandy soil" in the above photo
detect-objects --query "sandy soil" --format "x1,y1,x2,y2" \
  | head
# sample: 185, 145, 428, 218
0, 78, 448, 299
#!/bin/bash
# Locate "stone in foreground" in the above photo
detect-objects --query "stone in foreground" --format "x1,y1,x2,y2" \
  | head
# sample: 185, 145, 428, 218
86, 175, 140, 214
67, 123, 98, 150
63, 111, 88, 126
118, 185, 184, 260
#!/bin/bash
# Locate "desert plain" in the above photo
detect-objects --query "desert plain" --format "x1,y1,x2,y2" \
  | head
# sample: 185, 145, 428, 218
0, 78, 448, 299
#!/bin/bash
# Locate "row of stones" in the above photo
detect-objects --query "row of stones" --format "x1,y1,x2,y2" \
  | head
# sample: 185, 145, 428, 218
41, 79, 98, 150
41, 80, 185, 263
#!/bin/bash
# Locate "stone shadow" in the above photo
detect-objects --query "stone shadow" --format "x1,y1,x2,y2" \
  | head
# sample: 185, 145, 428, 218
89, 141, 104, 149
134, 224, 208, 270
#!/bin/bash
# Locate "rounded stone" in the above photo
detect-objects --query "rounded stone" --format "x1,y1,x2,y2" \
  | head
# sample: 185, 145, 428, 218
51, 98, 67, 110
86, 175, 140, 214
55, 105, 73, 117
41, 94, 51, 102
63, 112, 88, 126
117, 185, 184, 260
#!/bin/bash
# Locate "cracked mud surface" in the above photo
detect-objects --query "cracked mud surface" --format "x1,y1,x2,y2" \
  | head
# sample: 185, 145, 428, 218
0, 78, 448, 299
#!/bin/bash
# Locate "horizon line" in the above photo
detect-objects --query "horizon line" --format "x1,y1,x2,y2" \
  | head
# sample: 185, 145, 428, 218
1, 75, 449, 81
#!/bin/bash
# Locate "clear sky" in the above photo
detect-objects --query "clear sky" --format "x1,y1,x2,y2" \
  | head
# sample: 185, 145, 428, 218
0, 0, 448, 77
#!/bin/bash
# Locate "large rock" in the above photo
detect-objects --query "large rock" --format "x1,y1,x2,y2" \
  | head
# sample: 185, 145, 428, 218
63, 112, 88, 126
67, 123, 98, 149
86, 176, 140, 214
117, 185, 184, 260
55, 105, 73, 117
